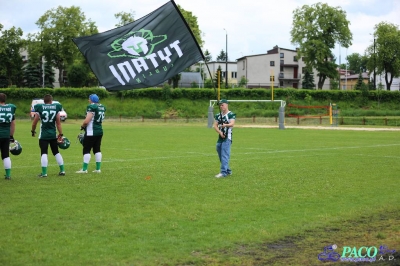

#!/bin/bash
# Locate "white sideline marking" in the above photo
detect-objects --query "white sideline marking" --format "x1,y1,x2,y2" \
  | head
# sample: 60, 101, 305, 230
12, 143, 399, 169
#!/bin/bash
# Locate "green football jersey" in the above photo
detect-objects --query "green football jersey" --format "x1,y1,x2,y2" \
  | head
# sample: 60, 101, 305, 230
85, 103, 106, 136
0, 104, 16, 138
215, 111, 236, 143
34, 103, 62, 139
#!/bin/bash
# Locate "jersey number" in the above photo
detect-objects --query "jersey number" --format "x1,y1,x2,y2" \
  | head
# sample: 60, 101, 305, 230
0, 113, 13, 123
96, 111, 105, 122
42, 110, 57, 122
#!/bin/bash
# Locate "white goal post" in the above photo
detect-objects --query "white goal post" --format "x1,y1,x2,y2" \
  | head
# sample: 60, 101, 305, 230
208, 100, 286, 129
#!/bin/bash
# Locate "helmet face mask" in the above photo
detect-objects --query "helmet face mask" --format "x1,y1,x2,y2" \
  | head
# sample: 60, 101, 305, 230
9, 140, 22, 155
58, 137, 70, 149
77, 133, 84, 145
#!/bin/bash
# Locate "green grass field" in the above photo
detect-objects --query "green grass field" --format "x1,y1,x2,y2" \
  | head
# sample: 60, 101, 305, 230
1, 120, 399, 265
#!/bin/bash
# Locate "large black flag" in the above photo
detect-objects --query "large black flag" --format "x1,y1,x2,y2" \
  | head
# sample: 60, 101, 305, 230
73, 0, 204, 91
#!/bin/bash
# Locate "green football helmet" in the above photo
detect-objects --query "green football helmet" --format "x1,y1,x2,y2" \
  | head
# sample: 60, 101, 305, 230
9, 140, 22, 156
58, 137, 70, 149
77, 133, 85, 145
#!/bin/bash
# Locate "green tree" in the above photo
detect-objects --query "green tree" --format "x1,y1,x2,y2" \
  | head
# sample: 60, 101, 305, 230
0, 26, 25, 87
302, 68, 315, 89
290, 2, 352, 89
204, 49, 212, 62
366, 22, 400, 91
216, 50, 227, 61
346, 53, 368, 73
23, 60, 55, 88
238, 76, 248, 88
114, 11, 135, 27
168, 5, 204, 87
27, 6, 98, 87
177, 5, 203, 48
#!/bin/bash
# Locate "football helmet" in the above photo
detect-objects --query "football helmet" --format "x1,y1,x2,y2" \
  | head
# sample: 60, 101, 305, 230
58, 137, 70, 149
9, 140, 22, 155
77, 133, 85, 145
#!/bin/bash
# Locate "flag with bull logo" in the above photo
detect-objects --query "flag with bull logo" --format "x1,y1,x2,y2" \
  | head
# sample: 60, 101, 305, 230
73, 0, 204, 91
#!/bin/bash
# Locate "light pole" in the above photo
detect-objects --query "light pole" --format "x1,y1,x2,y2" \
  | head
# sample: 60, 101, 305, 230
223, 28, 228, 88
373, 37, 376, 90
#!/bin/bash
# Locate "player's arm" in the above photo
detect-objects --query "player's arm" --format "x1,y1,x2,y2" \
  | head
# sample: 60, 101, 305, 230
31, 112, 40, 136
221, 119, 235, 128
10, 120, 15, 137
213, 119, 225, 138
55, 113, 63, 136
81, 112, 94, 128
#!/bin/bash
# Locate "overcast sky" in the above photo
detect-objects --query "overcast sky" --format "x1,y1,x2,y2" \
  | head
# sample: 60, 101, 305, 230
0, 0, 399, 64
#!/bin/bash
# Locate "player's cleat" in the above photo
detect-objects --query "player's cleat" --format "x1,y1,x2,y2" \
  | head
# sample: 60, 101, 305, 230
92, 170, 101, 173
75, 169, 88, 174
215, 173, 225, 178
58, 172, 66, 176
38, 173, 47, 178
4, 175, 11, 180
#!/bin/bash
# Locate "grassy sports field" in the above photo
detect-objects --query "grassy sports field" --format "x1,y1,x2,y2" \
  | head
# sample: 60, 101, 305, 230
0, 120, 399, 265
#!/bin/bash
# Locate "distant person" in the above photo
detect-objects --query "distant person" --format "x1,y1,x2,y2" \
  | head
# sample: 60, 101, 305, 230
76, 94, 106, 173
0, 93, 16, 180
31, 94, 65, 177
213, 99, 236, 178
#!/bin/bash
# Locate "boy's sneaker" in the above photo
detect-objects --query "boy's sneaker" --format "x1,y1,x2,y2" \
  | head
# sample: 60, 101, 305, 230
38, 173, 47, 178
75, 169, 88, 174
58, 172, 66, 176
4, 175, 11, 180
215, 173, 225, 178
92, 170, 101, 173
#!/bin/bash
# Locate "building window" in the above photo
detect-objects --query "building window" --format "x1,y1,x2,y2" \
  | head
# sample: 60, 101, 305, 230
279, 73, 284, 78
280, 60, 284, 65
242, 61, 245, 70
280, 53, 284, 58
280, 66, 284, 72
294, 56, 298, 62
270, 61, 275, 66
231, 72, 237, 78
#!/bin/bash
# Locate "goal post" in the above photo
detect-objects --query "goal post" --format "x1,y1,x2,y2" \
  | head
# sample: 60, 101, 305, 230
207, 100, 286, 129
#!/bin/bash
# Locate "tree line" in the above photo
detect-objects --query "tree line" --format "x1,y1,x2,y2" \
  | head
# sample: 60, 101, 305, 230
0, 3, 399, 90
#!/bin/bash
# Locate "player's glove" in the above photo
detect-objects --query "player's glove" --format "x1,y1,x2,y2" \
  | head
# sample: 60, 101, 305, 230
31, 130, 36, 137
80, 126, 86, 131
9, 135, 14, 143
57, 134, 64, 143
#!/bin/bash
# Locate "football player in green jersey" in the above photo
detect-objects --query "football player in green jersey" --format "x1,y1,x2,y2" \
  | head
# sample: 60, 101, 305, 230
213, 99, 236, 178
0, 93, 16, 180
31, 94, 66, 177
76, 94, 106, 174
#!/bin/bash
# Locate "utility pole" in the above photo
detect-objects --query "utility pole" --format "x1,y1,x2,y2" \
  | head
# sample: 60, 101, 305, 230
224, 28, 228, 88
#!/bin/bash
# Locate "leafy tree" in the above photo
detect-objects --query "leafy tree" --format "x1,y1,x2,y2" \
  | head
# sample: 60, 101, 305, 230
238, 76, 248, 88
177, 5, 203, 48
366, 22, 400, 91
204, 49, 212, 62
0, 26, 25, 87
346, 53, 368, 73
27, 6, 98, 87
302, 68, 315, 89
114, 11, 135, 27
67, 62, 88, 87
168, 5, 204, 87
290, 2, 352, 89
216, 50, 227, 61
